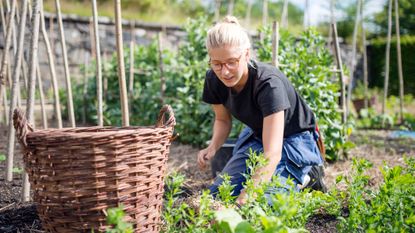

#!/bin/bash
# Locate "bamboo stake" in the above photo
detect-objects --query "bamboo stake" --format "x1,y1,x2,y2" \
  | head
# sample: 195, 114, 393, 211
262, 0, 268, 26
23, 0, 40, 202
394, 0, 404, 124
0, 0, 16, 84
158, 32, 165, 104
328, 0, 335, 46
103, 50, 108, 99
281, 0, 288, 28
346, 0, 361, 118
114, 0, 129, 126
304, 0, 310, 28
82, 54, 89, 125
332, 23, 346, 124
360, 1, 369, 109
271, 21, 279, 68
92, 0, 103, 126
227, 0, 234, 16
245, 0, 252, 28
49, 15, 54, 56
382, 0, 392, 126
36, 62, 47, 129
89, 18, 96, 60
214, 0, 221, 22
55, 0, 75, 127
1, 85, 8, 124
6, 0, 28, 182
128, 22, 135, 112
40, 2, 62, 128
0, 1, 8, 124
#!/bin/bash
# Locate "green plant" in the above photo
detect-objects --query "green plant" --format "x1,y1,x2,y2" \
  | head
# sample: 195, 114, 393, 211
0, 153, 6, 162
256, 26, 351, 161
105, 206, 133, 233
12, 167, 23, 174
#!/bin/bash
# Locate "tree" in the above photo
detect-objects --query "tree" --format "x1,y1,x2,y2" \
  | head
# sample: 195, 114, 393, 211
373, 0, 415, 36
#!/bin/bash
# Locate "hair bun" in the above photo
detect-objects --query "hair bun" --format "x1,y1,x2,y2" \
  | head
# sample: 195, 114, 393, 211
223, 15, 240, 25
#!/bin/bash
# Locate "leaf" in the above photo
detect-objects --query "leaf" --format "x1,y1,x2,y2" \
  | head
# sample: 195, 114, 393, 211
214, 208, 244, 233
0, 154, 5, 162
234, 221, 256, 233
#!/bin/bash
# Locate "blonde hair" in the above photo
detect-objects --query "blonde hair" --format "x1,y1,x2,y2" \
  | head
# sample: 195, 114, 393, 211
206, 16, 251, 51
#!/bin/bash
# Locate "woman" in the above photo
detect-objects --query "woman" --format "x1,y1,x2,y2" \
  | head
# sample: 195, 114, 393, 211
197, 16, 326, 206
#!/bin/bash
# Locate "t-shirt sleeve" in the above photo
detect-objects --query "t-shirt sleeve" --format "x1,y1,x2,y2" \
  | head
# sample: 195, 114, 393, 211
256, 76, 291, 117
202, 71, 222, 104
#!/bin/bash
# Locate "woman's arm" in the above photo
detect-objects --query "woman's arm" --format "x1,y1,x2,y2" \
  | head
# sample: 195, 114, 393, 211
236, 110, 285, 204
197, 104, 232, 170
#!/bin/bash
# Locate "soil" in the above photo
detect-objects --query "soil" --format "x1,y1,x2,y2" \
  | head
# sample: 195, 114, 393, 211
1, 126, 414, 233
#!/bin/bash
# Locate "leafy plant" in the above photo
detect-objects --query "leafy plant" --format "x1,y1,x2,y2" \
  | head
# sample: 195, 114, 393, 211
105, 206, 133, 233
12, 167, 23, 174
256, 26, 351, 161
0, 153, 6, 162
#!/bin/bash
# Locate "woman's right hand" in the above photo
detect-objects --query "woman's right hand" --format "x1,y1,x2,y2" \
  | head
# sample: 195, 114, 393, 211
197, 147, 216, 170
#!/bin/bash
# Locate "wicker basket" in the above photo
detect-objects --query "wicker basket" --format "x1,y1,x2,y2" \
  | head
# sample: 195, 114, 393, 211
13, 105, 176, 233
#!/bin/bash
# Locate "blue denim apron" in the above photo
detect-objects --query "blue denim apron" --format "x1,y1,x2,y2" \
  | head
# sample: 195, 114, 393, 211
209, 127, 323, 199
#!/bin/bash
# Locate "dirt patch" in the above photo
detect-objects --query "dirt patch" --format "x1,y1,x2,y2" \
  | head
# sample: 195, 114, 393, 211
1, 127, 414, 232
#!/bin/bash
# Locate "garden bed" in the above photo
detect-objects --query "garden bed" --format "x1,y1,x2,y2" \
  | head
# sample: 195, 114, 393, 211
0, 128, 414, 232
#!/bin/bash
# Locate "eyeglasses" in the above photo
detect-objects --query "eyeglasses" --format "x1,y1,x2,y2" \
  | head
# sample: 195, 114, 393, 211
209, 54, 243, 71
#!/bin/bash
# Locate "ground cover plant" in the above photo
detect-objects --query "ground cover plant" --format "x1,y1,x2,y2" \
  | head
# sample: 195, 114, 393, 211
161, 153, 415, 233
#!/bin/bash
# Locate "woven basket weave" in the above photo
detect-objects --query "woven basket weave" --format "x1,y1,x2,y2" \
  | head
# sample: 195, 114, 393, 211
13, 105, 176, 233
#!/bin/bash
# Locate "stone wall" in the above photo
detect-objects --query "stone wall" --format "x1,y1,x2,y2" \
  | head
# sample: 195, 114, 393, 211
0, 12, 186, 91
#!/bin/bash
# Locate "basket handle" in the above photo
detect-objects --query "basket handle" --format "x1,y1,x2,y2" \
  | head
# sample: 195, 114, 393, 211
156, 105, 176, 128
13, 108, 34, 148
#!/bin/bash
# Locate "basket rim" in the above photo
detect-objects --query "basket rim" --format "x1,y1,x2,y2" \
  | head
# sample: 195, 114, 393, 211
26, 125, 174, 140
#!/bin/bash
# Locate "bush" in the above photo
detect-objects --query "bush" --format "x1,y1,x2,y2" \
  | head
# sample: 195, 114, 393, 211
256, 26, 352, 161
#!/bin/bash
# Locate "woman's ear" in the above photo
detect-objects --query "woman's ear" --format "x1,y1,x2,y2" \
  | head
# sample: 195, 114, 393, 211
245, 48, 250, 60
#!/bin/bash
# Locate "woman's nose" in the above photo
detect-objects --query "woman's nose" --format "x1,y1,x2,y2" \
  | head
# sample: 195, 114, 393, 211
221, 66, 230, 76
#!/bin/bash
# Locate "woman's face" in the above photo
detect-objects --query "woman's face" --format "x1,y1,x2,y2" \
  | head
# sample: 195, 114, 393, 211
208, 45, 249, 92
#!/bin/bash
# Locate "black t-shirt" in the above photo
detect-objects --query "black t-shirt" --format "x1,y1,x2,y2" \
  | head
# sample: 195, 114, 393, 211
202, 60, 316, 138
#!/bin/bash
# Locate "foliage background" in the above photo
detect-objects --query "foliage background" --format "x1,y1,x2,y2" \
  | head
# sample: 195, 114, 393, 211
66, 17, 350, 161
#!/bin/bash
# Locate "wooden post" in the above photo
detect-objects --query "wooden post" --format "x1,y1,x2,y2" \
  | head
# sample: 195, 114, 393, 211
82, 54, 89, 125
128, 21, 135, 110
0, 0, 8, 124
92, 0, 103, 126
114, 0, 129, 126
55, 0, 75, 127
36, 62, 48, 129
227, 0, 234, 16
40, 2, 62, 128
103, 50, 108, 99
332, 23, 346, 124
304, 0, 310, 28
49, 15, 54, 57
1, 85, 8, 124
281, 0, 288, 28
360, 4, 369, 109
0, 0, 16, 84
382, 0, 392, 126
6, 0, 27, 182
214, 0, 221, 22
346, 0, 361, 118
23, 0, 40, 202
394, 0, 404, 124
158, 32, 165, 104
271, 21, 279, 68
328, 0, 335, 46
262, 0, 268, 26
245, 0, 252, 27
